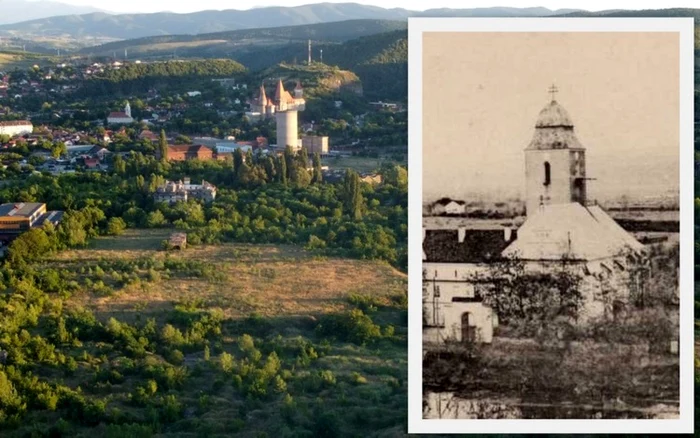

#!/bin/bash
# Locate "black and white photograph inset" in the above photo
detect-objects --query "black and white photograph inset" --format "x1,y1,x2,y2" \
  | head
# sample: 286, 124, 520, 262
407, 18, 694, 434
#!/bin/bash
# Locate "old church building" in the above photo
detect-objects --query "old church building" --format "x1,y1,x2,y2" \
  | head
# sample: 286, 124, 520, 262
423, 88, 645, 346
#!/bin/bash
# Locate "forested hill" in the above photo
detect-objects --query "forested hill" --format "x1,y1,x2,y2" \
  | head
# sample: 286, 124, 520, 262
75, 59, 247, 97
557, 7, 700, 19
233, 30, 407, 100
77, 20, 407, 57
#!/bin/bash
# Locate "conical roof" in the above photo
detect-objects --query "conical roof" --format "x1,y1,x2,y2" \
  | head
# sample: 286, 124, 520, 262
502, 203, 643, 261
274, 79, 285, 102
526, 98, 584, 150
258, 84, 267, 103
535, 100, 574, 128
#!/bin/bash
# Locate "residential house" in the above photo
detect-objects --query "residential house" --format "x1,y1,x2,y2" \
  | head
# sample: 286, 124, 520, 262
301, 135, 329, 155
422, 226, 517, 344
0, 120, 33, 137
359, 173, 382, 185
158, 144, 216, 161
430, 198, 466, 216
154, 178, 217, 204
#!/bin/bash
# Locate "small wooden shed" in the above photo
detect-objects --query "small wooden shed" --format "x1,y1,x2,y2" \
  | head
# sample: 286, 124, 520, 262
169, 232, 187, 250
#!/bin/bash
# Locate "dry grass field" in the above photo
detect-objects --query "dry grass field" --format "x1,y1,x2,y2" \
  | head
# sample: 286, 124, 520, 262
50, 229, 406, 323
323, 155, 405, 174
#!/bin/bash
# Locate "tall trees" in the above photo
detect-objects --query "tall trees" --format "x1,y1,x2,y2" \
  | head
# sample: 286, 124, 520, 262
158, 130, 168, 163
232, 149, 244, 176
277, 155, 287, 186
342, 170, 363, 220
312, 152, 323, 184
283, 146, 295, 182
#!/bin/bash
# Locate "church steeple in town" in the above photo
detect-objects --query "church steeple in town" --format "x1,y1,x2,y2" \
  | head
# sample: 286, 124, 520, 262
524, 87, 587, 215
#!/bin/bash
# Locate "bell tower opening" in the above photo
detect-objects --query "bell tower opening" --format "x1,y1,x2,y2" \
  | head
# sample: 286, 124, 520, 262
543, 161, 551, 186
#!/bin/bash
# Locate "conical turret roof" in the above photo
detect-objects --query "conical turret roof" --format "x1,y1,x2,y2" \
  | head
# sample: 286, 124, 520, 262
526, 96, 584, 150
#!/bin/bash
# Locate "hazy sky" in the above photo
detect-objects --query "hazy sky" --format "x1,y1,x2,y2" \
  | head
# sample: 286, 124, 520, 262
422, 32, 680, 204
43, 0, 700, 14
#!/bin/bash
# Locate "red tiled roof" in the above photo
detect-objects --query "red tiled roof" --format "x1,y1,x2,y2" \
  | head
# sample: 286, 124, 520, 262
167, 144, 213, 153
0, 120, 32, 127
108, 112, 131, 118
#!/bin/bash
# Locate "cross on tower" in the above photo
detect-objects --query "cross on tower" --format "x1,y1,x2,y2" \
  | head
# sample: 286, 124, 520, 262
548, 84, 559, 102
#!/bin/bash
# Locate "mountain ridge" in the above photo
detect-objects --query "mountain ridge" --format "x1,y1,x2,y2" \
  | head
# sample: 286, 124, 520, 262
0, 3, 582, 41
0, 0, 109, 26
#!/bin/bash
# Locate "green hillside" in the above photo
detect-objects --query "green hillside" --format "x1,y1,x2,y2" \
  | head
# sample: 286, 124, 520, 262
232, 30, 407, 100
77, 20, 407, 58
72, 22, 408, 100
0, 49, 59, 69
558, 7, 700, 19
75, 59, 247, 97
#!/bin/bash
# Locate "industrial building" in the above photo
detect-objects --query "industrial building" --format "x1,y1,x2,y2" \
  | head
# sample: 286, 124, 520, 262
0, 202, 63, 234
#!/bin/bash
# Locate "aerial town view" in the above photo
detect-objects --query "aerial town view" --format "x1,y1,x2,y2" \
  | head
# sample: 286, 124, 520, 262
0, 1, 697, 436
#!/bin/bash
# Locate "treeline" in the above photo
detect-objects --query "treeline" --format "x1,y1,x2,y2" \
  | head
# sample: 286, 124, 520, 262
0, 151, 408, 269
77, 59, 247, 96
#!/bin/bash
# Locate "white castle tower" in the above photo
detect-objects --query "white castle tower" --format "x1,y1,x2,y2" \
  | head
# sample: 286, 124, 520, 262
273, 79, 305, 150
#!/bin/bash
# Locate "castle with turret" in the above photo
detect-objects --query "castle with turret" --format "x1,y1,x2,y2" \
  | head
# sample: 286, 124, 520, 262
248, 80, 305, 150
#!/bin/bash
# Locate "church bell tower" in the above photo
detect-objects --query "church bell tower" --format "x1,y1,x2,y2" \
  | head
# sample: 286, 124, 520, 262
524, 86, 587, 216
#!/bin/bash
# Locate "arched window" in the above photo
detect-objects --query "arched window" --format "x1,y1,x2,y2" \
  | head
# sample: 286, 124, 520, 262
543, 161, 551, 186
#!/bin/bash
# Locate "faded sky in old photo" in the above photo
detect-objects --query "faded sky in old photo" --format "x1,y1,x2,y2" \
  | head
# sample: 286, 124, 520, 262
422, 32, 680, 203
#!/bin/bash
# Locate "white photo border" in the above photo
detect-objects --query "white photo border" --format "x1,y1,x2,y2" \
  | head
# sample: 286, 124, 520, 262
407, 17, 695, 434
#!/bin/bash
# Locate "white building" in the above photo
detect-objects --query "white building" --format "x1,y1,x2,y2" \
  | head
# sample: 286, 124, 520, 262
430, 198, 466, 216
154, 178, 217, 204
301, 135, 329, 155
423, 227, 515, 344
0, 120, 33, 137
107, 102, 134, 125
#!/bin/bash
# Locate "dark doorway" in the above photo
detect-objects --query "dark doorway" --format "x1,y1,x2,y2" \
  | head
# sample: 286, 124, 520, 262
572, 178, 586, 205
461, 312, 475, 343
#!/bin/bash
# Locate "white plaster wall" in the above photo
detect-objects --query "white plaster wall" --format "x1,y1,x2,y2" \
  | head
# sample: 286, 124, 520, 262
0, 124, 33, 136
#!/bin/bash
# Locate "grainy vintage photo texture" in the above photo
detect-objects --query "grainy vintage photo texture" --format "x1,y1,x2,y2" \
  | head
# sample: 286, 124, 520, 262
421, 32, 680, 419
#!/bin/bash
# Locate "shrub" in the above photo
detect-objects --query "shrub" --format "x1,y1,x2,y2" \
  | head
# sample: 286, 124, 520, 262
106, 217, 127, 236
319, 370, 336, 388
219, 352, 235, 373
347, 293, 383, 313
350, 372, 368, 385
160, 324, 185, 347
167, 349, 185, 366
273, 375, 287, 393
316, 309, 383, 345
203, 345, 210, 361
159, 394, 183, 423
